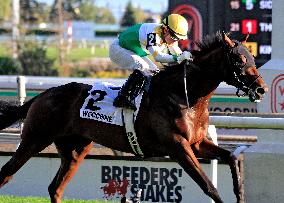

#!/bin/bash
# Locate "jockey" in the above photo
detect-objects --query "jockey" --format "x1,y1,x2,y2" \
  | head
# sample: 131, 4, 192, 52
109, 14, 193, 110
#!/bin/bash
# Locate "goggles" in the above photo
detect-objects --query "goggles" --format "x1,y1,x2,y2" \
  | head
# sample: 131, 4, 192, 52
168, 28, 180, 41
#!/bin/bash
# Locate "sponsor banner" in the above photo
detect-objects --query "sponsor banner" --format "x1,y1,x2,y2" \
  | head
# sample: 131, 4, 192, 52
100, 165, 183, 202
0, 156, 235, 203
209, 101, 257, 113
84, 159, 232, 203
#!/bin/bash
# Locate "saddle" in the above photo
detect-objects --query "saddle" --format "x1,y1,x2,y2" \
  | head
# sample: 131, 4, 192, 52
80, 82, 144, 157
80, 82, 143, 126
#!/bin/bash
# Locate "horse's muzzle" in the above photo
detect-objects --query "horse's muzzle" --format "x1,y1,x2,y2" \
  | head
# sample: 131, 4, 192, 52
248, 87, 267, 102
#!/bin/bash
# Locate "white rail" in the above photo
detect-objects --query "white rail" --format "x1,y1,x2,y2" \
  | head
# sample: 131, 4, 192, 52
209, 116, 284, 130
0, 75, 235, 94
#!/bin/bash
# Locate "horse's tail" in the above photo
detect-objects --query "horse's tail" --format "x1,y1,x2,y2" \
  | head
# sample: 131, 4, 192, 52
0, 96, 37, 130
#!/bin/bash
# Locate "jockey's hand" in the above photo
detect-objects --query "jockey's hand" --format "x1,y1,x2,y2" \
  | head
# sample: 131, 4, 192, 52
177, 51, 193, 64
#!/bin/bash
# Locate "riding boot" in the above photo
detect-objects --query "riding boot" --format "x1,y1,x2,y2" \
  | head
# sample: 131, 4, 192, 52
113, 69, 147, 110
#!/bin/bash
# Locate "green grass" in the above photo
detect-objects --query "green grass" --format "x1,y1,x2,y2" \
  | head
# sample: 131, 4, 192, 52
0, 43, 11, 57
46, 46, 108, 62
0, 41, 112, 77
0, 195, 119, 203
0, 42, 109, 63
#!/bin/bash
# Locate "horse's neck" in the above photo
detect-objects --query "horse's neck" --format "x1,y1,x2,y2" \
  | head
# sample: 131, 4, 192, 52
185, 69, 220, 107
187, 47, 225, 100
149, 47, 224, 108
149, 68, 219, 109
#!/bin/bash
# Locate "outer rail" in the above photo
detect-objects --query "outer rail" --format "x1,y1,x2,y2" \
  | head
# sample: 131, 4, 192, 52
210, 116, 284, 130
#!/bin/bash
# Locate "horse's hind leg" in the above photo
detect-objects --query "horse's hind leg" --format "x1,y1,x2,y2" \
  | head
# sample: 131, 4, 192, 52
0, 134, 52, 188
171, 135, 223, 203
48, 139, 93, 203
194, 138, 242, 203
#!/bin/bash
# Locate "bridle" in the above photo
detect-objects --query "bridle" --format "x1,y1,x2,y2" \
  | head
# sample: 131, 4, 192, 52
223, 41, 261, 98
182, 40, 262, 108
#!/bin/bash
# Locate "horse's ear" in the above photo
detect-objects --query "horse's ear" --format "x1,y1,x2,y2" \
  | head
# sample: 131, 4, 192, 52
240, 33, 249, 44
222, 31, 235, 47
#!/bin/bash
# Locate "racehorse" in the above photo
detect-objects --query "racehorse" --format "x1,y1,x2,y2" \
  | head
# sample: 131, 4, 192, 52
0, 32, 267, 203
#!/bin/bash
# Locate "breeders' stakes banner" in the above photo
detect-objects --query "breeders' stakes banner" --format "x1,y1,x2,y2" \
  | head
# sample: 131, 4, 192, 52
65, 159, 234, 203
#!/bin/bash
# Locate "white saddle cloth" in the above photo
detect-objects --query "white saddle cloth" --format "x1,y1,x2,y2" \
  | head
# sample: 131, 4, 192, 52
80, 82, 143, 126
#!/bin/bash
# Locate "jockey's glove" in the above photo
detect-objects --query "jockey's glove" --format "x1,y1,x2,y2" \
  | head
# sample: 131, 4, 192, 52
177, 51, 193, 64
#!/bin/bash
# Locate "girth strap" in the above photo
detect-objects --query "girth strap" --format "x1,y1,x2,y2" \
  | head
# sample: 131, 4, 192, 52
122, 108, 144, 158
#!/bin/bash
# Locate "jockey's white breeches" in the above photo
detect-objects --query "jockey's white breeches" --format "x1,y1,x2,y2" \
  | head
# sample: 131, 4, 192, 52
109, 39, 159, 75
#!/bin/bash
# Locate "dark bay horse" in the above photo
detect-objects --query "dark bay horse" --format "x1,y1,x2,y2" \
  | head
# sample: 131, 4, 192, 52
0, 32, 267, 203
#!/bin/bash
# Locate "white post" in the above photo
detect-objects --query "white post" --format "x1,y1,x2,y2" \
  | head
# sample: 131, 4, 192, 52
67, 20, 73, 54
12, 0, 20, 59
208, 125, 218, 203
17, 76, 26, 137
17, 76, 26, 106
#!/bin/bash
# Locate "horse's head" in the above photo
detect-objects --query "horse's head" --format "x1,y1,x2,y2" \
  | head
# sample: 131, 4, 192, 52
221, 32, 268, 102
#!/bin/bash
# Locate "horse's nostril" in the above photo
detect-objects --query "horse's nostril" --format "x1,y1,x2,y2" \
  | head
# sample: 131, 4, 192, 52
256, 87, 265, 94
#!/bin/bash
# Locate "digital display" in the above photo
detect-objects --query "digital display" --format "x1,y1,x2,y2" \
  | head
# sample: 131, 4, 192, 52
225, 0, 272, 67
168, 0, 272, 67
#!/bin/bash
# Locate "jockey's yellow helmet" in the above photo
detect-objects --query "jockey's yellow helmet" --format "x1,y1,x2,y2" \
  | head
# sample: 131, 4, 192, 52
163, 14, 188, 40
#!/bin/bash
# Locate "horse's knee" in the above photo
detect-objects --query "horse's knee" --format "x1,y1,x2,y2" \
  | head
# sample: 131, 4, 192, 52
229, 153, 238, 161
173, 137, 189, 152
224, 153, 239, 168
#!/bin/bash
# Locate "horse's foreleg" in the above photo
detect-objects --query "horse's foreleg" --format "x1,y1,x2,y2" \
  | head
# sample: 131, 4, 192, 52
171, 135, 223, 203
195, 138, 242, 203
48, 141, 93, 203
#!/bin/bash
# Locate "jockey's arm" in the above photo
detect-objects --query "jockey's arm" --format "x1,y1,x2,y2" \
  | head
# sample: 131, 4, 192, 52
147, 45, 179, 63
168, 41, 183, 56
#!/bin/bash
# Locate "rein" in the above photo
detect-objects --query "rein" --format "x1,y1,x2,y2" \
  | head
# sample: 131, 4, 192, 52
236, 74, 260, 97
183, 62, 190, 108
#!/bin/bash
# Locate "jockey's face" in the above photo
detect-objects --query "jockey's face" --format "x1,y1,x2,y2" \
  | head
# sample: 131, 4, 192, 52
164, 27, 179, 45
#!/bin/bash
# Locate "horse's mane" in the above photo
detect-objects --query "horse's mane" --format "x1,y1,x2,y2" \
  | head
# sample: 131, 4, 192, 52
192, 31, 224, 57
161, 31, 225, 73
151, 31, 227, 107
